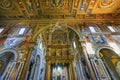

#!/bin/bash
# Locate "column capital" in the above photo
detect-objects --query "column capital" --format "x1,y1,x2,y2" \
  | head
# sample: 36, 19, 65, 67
79, 39, 85, 42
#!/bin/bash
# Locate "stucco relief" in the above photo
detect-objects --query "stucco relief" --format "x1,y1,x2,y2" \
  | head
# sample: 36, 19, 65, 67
0, 0, 13, 9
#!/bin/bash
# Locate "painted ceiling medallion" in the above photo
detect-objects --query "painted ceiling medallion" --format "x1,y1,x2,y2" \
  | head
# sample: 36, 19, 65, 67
51, 0, 63, 8
0, 0, 13, 9
99, 0, 117, 8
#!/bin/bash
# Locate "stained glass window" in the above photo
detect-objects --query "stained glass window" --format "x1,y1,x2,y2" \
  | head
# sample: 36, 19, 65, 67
73, 41, 76, 48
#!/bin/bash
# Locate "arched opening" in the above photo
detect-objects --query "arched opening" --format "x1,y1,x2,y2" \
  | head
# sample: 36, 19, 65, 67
52, 63, 69, 80
27, 55, 35, 80
27, 53, 41, 80
0, 50, 16, 79
32, 22, 93, 80
0, 52, 14, 76
99, 48, 120, 80
68, 28, 92, 80
27, 35, 45, 80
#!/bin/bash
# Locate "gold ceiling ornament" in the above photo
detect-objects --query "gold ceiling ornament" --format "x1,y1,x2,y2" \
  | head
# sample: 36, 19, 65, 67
51, 22, 62, 32
99, 0, 117, 8
26, 0, 32, 7
50, 0, 69, 10
0, 0, 119, 19
35, 0, 40, 7
0, 0, 13, 9
17, 22, 29, 28
51, 0, 63, 8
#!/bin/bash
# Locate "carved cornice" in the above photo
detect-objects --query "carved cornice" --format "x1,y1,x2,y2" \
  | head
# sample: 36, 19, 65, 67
0, 19, 120, 24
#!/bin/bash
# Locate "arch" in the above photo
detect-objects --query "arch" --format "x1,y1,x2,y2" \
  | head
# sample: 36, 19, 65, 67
96, 46, 120, 80
0, 49, 17, 61
32, 23, 81, 41
0, 49, 17, 79
96, 46, 115, 58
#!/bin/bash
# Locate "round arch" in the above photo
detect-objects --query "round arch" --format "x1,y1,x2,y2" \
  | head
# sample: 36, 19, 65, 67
0, 49, 17, 61
96, 46, 120, 80
96, 46, 116, 58
32, 23, 81, 41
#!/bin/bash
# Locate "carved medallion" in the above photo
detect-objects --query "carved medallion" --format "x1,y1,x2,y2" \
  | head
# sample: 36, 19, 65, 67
0, 0, 13, 9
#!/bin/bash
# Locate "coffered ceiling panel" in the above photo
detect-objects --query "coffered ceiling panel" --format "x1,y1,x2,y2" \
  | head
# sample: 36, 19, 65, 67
0, 0, 20, 15
0, 0, 119, 20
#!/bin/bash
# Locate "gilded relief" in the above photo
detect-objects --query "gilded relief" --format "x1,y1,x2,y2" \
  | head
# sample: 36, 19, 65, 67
92, 0, 120, 14
0, 0, 13, 9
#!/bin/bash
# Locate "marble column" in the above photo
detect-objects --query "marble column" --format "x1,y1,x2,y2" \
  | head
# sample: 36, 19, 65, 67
80, 42, 97, 80
20, 47, 34, 80
46, 62, 51, 80
69, 63, 76, 80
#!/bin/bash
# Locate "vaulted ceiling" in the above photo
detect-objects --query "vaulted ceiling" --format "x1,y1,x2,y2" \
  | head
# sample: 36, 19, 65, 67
0, 0, 120, 20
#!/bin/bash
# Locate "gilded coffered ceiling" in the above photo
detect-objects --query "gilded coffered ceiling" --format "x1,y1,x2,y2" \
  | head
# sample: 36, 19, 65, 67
0, 0, 120, 20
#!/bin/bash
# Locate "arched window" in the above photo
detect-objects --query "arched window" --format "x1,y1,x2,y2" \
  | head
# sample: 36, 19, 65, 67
73, 41, 76, 49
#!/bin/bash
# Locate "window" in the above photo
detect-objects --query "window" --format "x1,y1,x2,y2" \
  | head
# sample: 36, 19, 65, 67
73, 41, 76, 48
0, 28, 4, 33
18, 27, 26, 35
89, 26, 96, 33
108, 26, 115, 32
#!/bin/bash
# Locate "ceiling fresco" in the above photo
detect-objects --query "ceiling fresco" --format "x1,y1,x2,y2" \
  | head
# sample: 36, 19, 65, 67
0, 0, 120, 20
